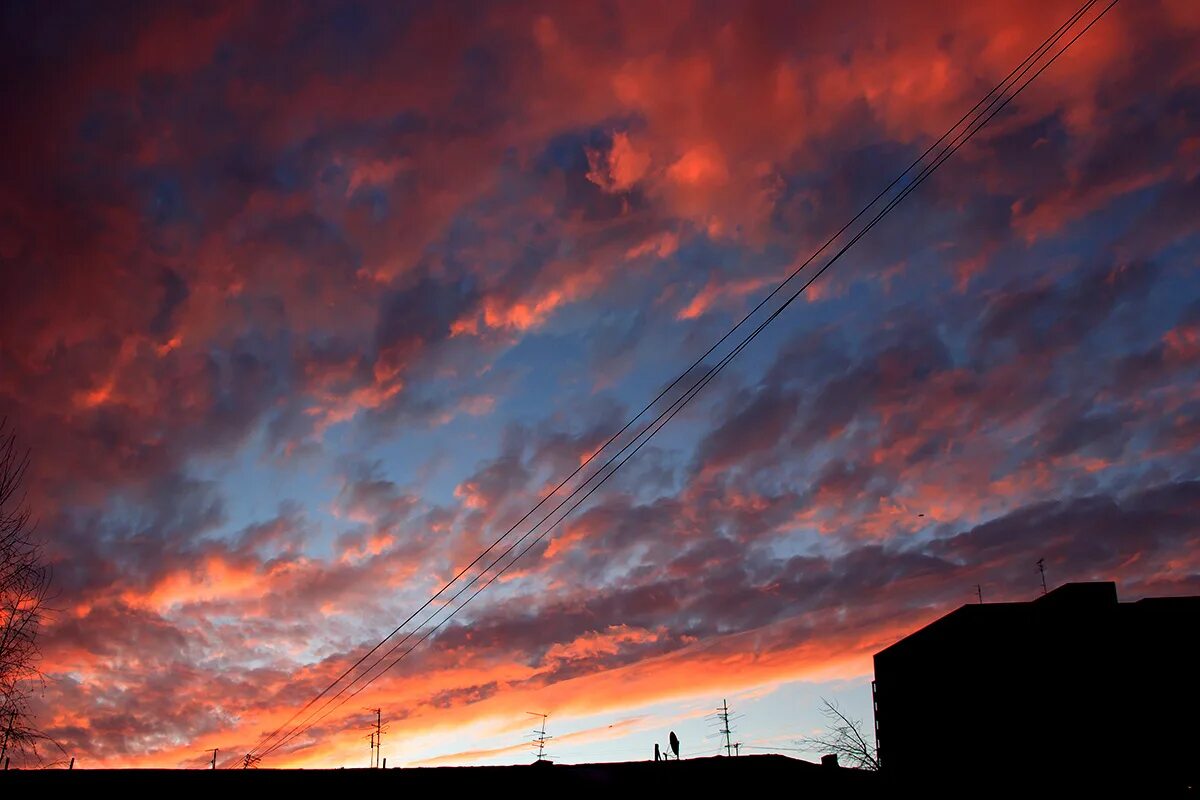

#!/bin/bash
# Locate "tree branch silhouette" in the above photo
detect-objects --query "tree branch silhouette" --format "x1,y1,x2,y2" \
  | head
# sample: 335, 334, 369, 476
0, 418, 56, 767
796, 698, 880, 771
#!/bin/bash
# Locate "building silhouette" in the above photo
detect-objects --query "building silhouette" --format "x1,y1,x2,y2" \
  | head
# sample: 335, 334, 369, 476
872, 581, 1199, 790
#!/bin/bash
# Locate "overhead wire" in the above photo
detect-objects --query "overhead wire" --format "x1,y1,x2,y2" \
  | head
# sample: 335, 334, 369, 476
241, 0, 1116, 764
249, 0, 1111, 761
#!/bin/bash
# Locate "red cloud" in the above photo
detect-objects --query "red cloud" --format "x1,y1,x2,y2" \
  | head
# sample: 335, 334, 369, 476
3, 0, 1197, 770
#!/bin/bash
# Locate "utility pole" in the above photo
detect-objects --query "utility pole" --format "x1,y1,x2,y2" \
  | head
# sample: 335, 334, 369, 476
976, 584, 983, 604
206, 748, 219, 769
241, 753, 260, 769
733, 742, 741, 756
527, 712, 551, 762
718, 699, 733, 757
1037, 558, 1047, 595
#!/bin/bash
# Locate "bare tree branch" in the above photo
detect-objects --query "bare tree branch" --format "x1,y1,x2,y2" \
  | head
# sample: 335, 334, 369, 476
0, 418, 55, 767
795, 697, 880, 771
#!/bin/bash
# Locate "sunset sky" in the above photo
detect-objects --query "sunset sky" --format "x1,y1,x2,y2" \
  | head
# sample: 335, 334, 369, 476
1, 0, 1198, 770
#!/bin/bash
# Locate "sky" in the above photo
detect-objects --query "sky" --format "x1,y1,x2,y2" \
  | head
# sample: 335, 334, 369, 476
1, 0, 1198, 770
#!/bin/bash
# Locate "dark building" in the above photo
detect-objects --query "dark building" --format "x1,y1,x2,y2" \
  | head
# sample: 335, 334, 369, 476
872, 582, 1199, 790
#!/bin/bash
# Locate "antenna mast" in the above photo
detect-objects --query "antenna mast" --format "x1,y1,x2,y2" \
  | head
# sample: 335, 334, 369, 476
364, 707, 383, 767
718, 699, 733, 757
527, 712, 551, 763
375, 708, 382, 768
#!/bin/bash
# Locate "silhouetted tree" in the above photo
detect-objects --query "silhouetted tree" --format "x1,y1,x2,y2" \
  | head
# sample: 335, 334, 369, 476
0, 419, 54, 765
796, 698, 879, 771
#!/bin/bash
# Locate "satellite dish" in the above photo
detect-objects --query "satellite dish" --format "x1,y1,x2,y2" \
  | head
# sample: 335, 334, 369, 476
669, 731, 680, 759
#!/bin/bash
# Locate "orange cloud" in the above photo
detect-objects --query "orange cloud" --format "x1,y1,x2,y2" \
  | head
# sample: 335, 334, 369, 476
587, 132, 652, 193
118, 556, 294, 614
544, 625, 661, 662
677, 275, 772, 320
667, 144, 729, 187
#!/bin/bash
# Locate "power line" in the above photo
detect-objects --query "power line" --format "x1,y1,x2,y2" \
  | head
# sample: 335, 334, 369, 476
315, 0, 1121, 708
741, 744, 809, 753
243, 0, 1116, 763
274, 3, 1099, 753
262, 17, 1110, 762
249, 0, 1112, 760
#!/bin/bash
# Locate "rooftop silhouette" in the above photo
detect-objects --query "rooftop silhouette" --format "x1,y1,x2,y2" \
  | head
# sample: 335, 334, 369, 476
0, 754, 879, 796
872, 581, 1199, 791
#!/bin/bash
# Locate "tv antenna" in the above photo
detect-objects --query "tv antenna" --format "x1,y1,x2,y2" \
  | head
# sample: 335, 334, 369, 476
527, 712, 552, 763
717, 699, 733, 756
364, 707, 384, 768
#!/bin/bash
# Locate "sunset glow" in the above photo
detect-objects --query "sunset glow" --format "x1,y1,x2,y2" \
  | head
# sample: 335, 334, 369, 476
1, 0, 1197, 770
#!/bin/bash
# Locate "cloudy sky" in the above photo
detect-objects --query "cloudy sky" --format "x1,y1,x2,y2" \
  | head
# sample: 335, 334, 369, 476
1, 0, 1197, 769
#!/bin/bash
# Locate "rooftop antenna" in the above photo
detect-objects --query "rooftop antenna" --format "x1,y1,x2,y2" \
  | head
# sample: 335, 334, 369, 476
718, 699, 733, 757
1036, 558, 1047, 595
527, 712, 551, 763
363, 707, 385, 767
975, 584, 983, 604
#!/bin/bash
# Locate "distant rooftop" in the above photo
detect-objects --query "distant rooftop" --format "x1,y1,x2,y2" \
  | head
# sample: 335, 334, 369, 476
871, 580, 1199, 790
874, 580, 1198, 660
